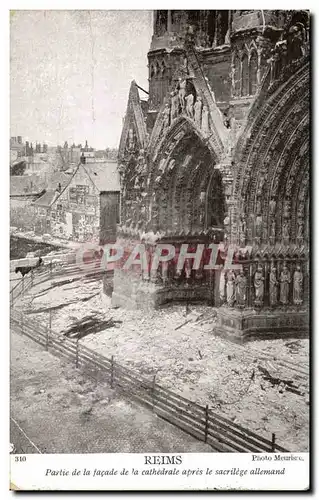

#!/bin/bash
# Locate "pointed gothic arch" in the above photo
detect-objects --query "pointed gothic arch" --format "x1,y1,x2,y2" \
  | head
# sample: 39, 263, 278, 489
232, 60, 309, 248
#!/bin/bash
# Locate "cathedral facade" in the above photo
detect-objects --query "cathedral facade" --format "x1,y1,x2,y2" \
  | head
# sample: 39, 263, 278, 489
112, 10, 310, 342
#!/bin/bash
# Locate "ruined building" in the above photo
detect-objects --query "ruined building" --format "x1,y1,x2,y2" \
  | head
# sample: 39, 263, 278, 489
112, 10, 310, 341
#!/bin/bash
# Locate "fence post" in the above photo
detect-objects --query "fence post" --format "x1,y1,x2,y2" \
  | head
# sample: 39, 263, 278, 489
110, 355, 114, 388
75, 339, 79, 368
46, 309, 52, 351
205, 405, 209, 443
22, 275, 24, 294
152, 375, 156, 411
271, 433, 276, 452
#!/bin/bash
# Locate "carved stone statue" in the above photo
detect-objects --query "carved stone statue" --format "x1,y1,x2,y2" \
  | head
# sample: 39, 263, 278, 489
297, 221, 304, 242
162, 103, 171, 130
219, 270, 226, 304
280, 265, 291, 305
194, 96, 203, 127
256, 197, 262, 215
170, 91, 179, 122
270, 220, 276, 242
235, 271, 247, 307
185, 93, 194, 118
201, 105, 209, 134
269, 265, 278, 306
255, 215, 263, 239
282, 221, 290, 242
254, 265, 265, 306
128, 128, 135, 150
293, 265, 303, 305
178, 79, 187, 111
283, 198, 290, 219
269, 198, 276, 216
226, 270, 236, 306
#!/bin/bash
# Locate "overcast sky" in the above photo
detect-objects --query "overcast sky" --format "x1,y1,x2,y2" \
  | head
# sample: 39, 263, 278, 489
10, 10, 153, 149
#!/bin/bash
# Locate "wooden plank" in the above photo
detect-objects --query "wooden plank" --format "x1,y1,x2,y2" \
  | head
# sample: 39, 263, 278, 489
208, 420, 267, 453
113, 370, 152, 394
79, 344, 112, 365
78, 351, 112, 373
208, 409, 276, 448
155, 385, 206, 419
208, 415, 273, 452
155, 384, 205, 412
153, 397, 206, 435
49, 337, 77, 355
113, 363, 152, 389
48, 341, 76, 362
207, 428, 252, 453
206, 435, 235, 453
153, 391, 206, 429
154, 407, 205, 443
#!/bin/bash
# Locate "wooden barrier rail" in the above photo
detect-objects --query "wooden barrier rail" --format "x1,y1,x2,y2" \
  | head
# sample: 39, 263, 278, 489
10, 307, 289, 453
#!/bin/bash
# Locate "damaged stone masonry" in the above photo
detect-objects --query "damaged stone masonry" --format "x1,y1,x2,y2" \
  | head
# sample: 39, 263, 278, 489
111, 10, 310, 343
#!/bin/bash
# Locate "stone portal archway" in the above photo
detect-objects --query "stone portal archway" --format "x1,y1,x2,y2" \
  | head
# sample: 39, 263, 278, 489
148, 123, 226, 240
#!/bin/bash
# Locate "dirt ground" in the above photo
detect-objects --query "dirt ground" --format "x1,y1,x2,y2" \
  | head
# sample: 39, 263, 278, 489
16, 276, 310, 452
10, 329, 212, 453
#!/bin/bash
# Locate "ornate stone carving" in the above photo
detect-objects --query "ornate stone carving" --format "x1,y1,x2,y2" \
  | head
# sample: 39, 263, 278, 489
178, 79, 187, 111
254, 265, 264, 306
293, 265, 303, 305
194, 96, 203, 127
162, 102, 171, 130
235, 271, 247, 307
282, 221, 290, 243
269, 264, 279, 306
279, 265, 291, 305
201, 105, 209, 134
170, 90, 179, 122
185, 93, 194, 118
226, 270, 236, 306
269, 197, 276, 216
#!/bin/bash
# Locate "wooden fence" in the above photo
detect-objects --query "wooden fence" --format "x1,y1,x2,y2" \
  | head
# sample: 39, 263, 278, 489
10, 259, 106, 307
10, 307, 289, 453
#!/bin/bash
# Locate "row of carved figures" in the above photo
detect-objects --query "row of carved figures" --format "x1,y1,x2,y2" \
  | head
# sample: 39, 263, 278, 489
162, 81, 210, 133
220, 263, 305, 308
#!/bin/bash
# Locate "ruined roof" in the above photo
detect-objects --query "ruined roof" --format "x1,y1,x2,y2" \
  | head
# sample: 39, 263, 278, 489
10, 175, 46, 196
46, 171, 70, 191
83, 161, 120, 192
32, 189, 59, 207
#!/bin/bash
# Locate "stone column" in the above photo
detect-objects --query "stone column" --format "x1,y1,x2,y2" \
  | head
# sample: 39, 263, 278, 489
167, 10, 172, 32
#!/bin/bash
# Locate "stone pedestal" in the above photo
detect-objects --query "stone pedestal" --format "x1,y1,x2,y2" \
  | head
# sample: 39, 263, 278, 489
215, 306, 309, 343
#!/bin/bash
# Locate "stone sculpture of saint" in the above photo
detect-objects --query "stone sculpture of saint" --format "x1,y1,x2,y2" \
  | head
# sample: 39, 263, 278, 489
293, 265, 303, 305
201, 105, 209, 134
296, 222, 303, 242
178, 79, 187, 111
185, 93, 194, 118
219, 270, 226, 304
162, 103, 171, 130
280, 265, 291, 305
235, 271, 247, 307
254, 265, 265, 305
282, 221, 290, 241
194, 96, 203, 127
128, 129, 135, 150
269, 265, 278, 306
226, 270, 236, 307
269, 198, 276, 216
170, 91, 179, 122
